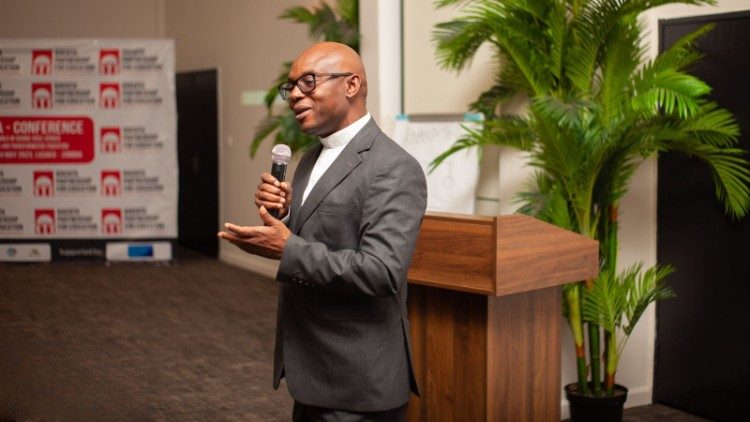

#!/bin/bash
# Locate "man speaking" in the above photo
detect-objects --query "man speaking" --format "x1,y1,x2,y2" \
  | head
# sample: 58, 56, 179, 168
218, 42, 427, 421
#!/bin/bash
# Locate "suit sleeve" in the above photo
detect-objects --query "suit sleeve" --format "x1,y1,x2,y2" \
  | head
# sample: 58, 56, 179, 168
276, 154, 427, 297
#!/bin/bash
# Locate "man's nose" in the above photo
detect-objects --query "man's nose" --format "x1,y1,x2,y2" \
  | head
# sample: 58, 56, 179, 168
288, 84, 305, 102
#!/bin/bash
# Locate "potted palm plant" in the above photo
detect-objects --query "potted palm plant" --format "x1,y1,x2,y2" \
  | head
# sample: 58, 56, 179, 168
430, 0, 750, 420
250, 0, 359, 157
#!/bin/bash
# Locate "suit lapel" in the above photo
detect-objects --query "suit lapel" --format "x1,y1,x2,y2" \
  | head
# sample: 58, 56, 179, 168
293, 118, 379, 233
288, 144, 321, 233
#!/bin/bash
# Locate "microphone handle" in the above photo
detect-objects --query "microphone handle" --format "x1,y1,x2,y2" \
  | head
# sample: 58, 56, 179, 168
269, 162, 287, 218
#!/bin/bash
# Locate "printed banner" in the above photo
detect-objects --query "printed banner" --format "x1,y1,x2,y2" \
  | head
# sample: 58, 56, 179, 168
0, 39, 177, 261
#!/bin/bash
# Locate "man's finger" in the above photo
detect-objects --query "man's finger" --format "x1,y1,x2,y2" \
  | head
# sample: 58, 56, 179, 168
258, 183, 284, 196
256, 190, 285, 203
259, 206, 279, 226
279, 181, 292, 195
255, 200, 284, 211
223, 222, 257, 236
261, 172, 280, 187
217, 231, 238, 241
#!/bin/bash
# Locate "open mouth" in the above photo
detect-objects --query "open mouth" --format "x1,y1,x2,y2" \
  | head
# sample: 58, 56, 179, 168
293, 106, 311, 121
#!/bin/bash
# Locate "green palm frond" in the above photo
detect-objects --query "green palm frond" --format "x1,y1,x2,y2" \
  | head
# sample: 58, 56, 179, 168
280, 6, 315, 26
263, 62, 292, 110
428, 136, 482, 174
336, 0, 359, 24
654, 23, 713, 72
251, 111, 319, 158
593, 146, 641, 206
582, 267, 627, 332
631, 68, 711, 118
515, 171, 553, 218
498, 55, 534, 94
623, 264, 675, 336
597, 18, 644, 123
544, 0, 568, 83
660, 138, 750, 218
435, 0, 476, 8
532, 96, 597, 131
434, 18, 495, 71
527, 101, 595, 188
680, 102, 740, 147
563, 16, 600, 96
441, 1, 554, 94
280, 2, 359, 49
582, 262, 675, 375
468, 79, 514, 118
334, 0, 360, 49
274, 111, 319, 152
515, 171, 576, 230
429, 115, 533, 172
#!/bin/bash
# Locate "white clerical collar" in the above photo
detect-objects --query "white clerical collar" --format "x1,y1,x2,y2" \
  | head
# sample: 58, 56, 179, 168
319, 113, 371, 149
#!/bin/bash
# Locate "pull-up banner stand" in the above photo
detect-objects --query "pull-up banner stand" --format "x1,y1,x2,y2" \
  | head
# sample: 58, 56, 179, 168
0, 39, 177, 262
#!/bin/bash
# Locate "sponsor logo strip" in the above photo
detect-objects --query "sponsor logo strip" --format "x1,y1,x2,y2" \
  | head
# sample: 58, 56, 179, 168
0, 243, 51, 262
105, 241, 171, 261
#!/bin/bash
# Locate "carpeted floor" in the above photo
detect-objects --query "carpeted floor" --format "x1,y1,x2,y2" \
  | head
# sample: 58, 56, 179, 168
1, 248, 292, 421
1, 248, 711, 421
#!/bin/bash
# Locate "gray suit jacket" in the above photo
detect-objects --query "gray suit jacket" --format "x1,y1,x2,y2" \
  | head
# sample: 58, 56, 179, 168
273, 118, 427, 412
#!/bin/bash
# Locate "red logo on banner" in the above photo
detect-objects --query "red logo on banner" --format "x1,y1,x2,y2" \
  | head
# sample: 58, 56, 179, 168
99, 49, 120, 75
100, 127, 121, 153
100, 83, 120, 108
33, 171, 55, 196
35, 209, 55, 235
101, 170, 121, 196
31, 50, 53, 75
102, 208, 122, 234
32, 83, 53, 109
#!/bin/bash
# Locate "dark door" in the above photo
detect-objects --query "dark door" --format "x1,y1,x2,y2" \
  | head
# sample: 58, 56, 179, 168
656, 12, 750, 421
176, 70, 219, 257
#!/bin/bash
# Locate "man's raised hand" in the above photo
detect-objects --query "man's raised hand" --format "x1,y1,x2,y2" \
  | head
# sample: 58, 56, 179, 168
254, 172, 292, 219
217, 206, 291, 260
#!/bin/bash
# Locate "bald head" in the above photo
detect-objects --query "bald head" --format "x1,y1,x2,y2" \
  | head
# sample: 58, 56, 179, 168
296, 42, 367, 99
287, 42, 368, 137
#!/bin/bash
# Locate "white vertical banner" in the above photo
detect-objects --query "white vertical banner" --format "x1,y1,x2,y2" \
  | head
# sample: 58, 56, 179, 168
0, 39, 177, 260
392, 114, 481, 214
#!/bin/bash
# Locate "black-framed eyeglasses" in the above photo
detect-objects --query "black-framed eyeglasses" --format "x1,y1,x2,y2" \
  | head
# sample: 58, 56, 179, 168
278, 73, 353, 100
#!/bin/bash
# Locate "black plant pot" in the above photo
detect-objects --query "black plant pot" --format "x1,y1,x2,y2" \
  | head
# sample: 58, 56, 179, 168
565, 383, 628, 422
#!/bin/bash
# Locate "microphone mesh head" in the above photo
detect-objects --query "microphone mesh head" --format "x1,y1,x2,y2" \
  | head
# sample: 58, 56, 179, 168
271, 144, 292, 164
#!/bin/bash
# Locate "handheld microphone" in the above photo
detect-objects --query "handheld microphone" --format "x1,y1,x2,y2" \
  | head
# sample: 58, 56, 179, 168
269, 144, 292, 218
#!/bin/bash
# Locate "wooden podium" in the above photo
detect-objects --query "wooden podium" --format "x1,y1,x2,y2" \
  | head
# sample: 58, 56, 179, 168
406, 213, 599, 421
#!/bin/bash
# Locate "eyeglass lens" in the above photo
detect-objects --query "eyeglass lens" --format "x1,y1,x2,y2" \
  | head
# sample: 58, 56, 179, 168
280, 74, 317, 100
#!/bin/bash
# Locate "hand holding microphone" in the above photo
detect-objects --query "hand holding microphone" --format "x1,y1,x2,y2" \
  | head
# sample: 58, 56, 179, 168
255, 144, 292, 219
219, 144, 292, 259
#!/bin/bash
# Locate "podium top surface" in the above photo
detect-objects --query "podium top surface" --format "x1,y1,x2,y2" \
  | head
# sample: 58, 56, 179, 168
407, 212, 599, 296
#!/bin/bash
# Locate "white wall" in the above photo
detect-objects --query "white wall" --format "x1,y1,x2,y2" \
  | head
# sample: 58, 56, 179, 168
395, 0, 749, 418
0, 0, 165, 38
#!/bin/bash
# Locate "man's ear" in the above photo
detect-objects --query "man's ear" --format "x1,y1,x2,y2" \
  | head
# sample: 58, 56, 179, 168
345, 74, 361, 98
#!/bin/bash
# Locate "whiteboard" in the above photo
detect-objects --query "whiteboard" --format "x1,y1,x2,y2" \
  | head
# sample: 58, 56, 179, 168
392, 114, 481, 214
